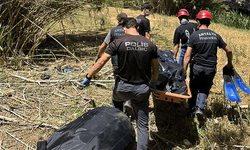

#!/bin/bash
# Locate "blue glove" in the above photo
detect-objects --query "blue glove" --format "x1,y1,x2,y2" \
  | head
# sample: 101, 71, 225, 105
173, 57, 177, 63
95, 56, 100, 62
82, 74, 91, 87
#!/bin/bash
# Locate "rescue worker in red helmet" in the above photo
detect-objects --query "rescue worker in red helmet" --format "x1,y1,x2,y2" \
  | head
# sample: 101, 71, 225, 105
183, 10, 233, 121
173, 9, 198, 65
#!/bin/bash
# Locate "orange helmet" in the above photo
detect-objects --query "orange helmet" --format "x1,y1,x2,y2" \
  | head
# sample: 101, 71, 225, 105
178, 9, 189, 18
196, 10, 212, 20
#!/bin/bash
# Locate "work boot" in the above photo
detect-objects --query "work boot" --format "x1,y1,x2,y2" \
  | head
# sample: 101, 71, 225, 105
123, 100, 135, 120
186, 107, 195, 118
194, 107, 206, 127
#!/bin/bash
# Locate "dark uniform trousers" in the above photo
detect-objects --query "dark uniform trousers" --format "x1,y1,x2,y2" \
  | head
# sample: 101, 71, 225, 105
112, 78, 150, 150
188, 63, 216, 111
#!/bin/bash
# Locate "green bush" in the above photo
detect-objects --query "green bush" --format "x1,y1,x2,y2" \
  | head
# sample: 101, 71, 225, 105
210, 9, 250, 30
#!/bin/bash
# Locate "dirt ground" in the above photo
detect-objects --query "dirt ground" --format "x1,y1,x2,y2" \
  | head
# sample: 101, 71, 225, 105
1, 6, 250, 150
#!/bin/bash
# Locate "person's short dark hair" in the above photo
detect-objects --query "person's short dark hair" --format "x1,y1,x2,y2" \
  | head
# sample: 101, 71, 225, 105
117, 13, 128, 22
122, 18, 138, 29
197, 18, 211, 27
141, 3, 152, 11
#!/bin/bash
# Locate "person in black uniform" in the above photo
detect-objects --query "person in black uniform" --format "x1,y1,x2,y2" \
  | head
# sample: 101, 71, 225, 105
183, 10, 233, 118
173, 9, 198, 65
82, 18, 159, 150
136, 3, 152, 39
95, 13, 127, 76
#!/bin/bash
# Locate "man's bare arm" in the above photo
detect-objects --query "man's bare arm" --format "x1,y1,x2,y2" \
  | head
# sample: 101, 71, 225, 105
183, 47, 192, 73
173, 44, 179, 57
87, 53, 112, 78
145, 32, 150, 39
223, 45, 233, 68
96, 42, 108, 59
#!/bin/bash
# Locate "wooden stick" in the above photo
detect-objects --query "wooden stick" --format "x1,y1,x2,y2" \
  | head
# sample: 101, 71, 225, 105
52, 92, 64, 98
227, 105, 250, 109
0, 145, 7, 150
11, 74, 75, 83
0, 115, 19, 123
0, 104, 59, 130
229, 145, 250, 148
93, 82, 107, 88
54, 87, 74, 98
91, 80, 115, 82
39, 123, 59, 130
0, 104, 26, 121
12, 74, 114, 84
98, 68, 113, 77
8, 126, 35, 132
5, 131, 35, 150
150, 132, 182, 149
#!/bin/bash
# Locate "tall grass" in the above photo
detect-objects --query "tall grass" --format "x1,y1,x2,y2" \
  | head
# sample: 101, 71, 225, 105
0, 0, 85, 68
210, 9, 250, 30
99, 0, 250, 30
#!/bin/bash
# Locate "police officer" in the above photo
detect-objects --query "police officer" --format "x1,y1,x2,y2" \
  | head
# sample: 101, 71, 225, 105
173, 9, 198, 65
136, 3, 152, 39
82, 18, 159, 150
95, 13, 127, 76
183, 10, 233, 118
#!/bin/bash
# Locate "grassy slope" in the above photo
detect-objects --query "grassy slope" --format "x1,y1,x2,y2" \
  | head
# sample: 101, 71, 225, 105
0, 6, 249, 150
61, 6, 250, 148
103, 7, 250, 105
89, 7, 250, 148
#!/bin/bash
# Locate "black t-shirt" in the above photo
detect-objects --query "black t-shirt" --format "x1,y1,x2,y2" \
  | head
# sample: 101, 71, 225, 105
136, 15, 150, 37
173, 21, 198, 48
104, 23, 125, 44
105, 34, 158, 84
104, 23, 125, 66
187, 29, 227, 67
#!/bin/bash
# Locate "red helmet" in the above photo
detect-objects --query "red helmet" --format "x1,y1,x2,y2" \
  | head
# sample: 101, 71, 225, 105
178, 9, 189, 18
196, 10, 212, 20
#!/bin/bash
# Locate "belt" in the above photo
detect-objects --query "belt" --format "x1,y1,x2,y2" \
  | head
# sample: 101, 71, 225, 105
117, 77, 148, 85
192, 62, 216, 68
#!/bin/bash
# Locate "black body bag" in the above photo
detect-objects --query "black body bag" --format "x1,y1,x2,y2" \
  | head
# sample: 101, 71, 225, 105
156, 49, 187, 95
37, 106, 136, 150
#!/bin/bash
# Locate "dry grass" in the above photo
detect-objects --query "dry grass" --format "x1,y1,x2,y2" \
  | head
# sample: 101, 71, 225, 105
0, 6, 250, 150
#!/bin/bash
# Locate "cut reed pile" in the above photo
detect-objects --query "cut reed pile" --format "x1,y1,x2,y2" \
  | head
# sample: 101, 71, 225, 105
0, 0, 88, 68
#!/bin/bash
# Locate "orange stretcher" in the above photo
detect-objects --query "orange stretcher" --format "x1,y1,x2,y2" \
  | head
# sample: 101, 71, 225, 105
150, 80, 192, 103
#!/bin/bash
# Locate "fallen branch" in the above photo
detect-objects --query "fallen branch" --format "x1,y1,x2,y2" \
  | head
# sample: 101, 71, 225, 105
98, 68, 113, 77
0, 115, 19, 123
58, 103, 70, 107
54, 87, 74, 98
52, 92, 64, 98
8, 126, 36, 132
93, 82, 107, 88
39, 123, 59, 130
5, 131, 35, 150
227, 105, 250, 109
150, 132, 182, 149
0, 104, 26, 121
0, 104, 59, 130
11, 74, 114, 84
0, 145, 7, 150
229, 145, 250, 148
91, 80, 115, 82
11, 74, 77, 84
